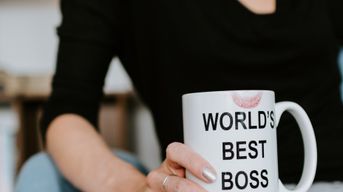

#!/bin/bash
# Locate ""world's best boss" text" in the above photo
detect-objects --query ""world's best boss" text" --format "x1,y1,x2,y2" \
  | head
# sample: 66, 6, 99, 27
202, 110, 275, 190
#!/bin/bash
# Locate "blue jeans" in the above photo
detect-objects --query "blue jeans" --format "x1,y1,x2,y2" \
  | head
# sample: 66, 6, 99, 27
15, 151, 149, 192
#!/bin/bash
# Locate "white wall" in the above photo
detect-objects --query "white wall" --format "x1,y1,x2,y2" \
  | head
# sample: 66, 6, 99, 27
133, 104, 161, 170
0, 108, 18, 192
0, 1, 59, 75
0, 0, 133, 93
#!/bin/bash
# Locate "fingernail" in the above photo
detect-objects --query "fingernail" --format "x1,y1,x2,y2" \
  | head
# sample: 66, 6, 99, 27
202, 167, 217, 183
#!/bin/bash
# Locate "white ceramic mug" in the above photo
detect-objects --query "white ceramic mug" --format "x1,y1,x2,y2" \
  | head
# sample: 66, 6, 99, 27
182, 90, 317, 192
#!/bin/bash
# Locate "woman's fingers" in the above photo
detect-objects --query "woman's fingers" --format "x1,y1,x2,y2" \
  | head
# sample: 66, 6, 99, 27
147, 170, 207, 192
161, 158, 185, 178
146, 142, 217, 192
165, 142, 217, 183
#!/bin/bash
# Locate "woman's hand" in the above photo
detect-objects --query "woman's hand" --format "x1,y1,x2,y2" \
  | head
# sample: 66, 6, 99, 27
146, 142, 217, 192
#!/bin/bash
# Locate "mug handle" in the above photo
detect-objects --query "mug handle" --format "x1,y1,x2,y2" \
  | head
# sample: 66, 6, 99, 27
275, 102, 317, 192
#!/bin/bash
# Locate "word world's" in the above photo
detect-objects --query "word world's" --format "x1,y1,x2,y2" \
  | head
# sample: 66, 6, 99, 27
202, 110, 275, 131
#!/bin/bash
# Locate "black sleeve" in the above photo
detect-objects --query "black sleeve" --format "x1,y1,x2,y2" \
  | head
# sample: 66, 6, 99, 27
40, 0, 120, 143
327, 0, 343, 45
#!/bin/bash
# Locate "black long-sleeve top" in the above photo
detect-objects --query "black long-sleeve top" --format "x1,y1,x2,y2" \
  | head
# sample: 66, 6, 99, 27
41, 0, 343, 182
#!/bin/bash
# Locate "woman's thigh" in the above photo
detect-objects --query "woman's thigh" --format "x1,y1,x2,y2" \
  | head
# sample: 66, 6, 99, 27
15, 150, 148, 192
15, 152, 79, 192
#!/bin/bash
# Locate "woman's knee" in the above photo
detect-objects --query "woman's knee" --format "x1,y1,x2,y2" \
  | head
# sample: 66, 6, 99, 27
15, 152, 62, 192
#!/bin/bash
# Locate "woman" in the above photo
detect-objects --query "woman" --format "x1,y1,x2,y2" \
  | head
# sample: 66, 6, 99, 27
17, 0, 343, 191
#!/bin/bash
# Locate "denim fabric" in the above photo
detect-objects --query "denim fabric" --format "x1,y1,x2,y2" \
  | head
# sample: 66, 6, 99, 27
15, 150, 148, 192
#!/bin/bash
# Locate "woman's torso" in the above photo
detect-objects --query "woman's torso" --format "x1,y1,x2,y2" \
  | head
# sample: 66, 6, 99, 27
116, 0, 343, 182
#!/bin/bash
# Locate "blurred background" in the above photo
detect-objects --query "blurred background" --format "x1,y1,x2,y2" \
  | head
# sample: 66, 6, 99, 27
0, 0, 161, 191
0, 0, 342, 192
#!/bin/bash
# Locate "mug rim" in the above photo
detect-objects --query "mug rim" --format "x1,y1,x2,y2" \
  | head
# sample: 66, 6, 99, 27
182, 90, 275, 98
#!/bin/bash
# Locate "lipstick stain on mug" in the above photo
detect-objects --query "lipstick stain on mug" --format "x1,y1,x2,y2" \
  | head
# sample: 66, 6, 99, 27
232, 92, 262, 109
